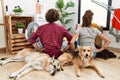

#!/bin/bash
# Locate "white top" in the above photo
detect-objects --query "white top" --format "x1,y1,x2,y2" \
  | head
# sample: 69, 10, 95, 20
75, 27, 102, 51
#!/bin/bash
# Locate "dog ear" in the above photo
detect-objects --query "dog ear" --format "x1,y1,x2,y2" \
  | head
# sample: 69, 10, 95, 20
77, 46, 81, 51
49, 56, 55, 64
52, 56, 55, 61
77, 46, 83, 57
89, 46, 94, 59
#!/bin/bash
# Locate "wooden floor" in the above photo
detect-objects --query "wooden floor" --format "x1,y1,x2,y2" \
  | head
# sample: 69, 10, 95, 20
0, 49, 120, 80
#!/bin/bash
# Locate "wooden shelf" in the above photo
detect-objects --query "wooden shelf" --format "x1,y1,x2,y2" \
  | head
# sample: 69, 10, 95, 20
4, 15, 34, 54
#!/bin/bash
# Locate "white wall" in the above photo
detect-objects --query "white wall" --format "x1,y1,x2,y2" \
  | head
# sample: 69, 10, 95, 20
112, 0, 120, 8
3, 0, 62, 15
3, 0, 77, 17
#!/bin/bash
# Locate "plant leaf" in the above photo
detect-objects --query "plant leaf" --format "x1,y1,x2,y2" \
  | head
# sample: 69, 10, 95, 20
13, 5, 23, 12
62, 12, 75, 18
65, 1, 75, 10
64, 19, 73, 25
67, 27, 72, 31
55, 0, 64, 9
55, 0, 75, 31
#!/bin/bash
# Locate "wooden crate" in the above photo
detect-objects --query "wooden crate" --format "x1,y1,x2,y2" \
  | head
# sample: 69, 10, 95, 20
8, 34, 33, 54
4, 15, 34, 54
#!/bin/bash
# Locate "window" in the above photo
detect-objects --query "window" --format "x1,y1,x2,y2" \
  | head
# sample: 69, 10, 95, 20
78, 0, 111, 30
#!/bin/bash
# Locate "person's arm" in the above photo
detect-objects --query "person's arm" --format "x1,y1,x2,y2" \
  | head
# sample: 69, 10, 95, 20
60, 45, 70, 52
70, 33, 79, 50
64, 30, 73, 45
29, 33, 38, 44
96, 34, 110, 52
60, 29, 73, 52
29, 32, 43, 51
33, 43, 43, 52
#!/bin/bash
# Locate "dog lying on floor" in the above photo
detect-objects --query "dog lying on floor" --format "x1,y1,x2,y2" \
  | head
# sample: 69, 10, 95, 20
58, 46, 105, 78
0, 48, 63, 80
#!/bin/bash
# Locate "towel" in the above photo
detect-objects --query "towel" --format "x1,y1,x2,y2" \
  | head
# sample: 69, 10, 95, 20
112, 9, 120, 30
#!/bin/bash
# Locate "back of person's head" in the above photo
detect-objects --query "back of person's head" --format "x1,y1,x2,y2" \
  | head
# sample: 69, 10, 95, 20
81, 10, 94, 27
45, 8, 60, 23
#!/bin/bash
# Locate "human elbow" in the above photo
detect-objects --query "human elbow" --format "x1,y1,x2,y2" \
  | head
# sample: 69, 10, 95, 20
107, 39, 111, 44
70, 40, 74, 45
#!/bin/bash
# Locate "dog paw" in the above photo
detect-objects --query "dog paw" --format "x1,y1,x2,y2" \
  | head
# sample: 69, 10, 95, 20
0, 58, 7, 60
76, 73, 81, 77
57, 67, 64, 71
10, 72, 21, 80
99, 73, 105, 78
10, 72, 18, 79
0, 63, 2, 66
50, 69, 56, 76
100, 75, 105, 78
61, 67, 64, 71
9, 75, 17, 80
0, 61, 5, 66
76, 75, 80, 77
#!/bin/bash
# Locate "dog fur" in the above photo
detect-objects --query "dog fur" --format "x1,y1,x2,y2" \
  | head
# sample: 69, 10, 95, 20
58, 46, 105, 78
0, 48, 63, 80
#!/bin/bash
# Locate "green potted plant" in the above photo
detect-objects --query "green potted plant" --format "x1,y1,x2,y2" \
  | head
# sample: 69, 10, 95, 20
16, 22, 25, 34
13, 6, 23, 15
55, 0, 75, 31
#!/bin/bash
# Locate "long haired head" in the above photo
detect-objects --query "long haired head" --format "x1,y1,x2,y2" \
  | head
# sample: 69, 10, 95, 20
81, 10, 94, 27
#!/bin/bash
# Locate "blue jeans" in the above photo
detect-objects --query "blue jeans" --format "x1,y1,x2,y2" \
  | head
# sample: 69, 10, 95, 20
61, 41, 68, 49
93, 52, 97, 58
36, 40, 68, 49
36, 38, 43, 48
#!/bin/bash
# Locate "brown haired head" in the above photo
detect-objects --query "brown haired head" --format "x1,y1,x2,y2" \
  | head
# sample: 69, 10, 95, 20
81, 10, 94, 27
45, 8, 60, 23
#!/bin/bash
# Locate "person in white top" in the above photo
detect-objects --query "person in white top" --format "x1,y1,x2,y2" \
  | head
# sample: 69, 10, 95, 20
70, 10, 110, 56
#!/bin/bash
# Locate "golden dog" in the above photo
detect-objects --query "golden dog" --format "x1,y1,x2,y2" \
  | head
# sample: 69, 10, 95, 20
58, 46, 105, 78
0, 48, 63, 80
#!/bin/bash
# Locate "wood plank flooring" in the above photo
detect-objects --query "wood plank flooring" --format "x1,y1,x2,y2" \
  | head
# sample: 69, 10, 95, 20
0, 49, 120, 80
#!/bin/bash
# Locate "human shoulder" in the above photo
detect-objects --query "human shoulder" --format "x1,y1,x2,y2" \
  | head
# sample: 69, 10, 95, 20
37, 23, 48, 29
75, 26, 83, 34
92, 27, 101, 31
56, 23, 67, 30
55, 23, 64, 27
92, 27, 102, 35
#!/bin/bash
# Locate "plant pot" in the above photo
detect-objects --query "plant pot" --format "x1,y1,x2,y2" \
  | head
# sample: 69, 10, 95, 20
18, 28, 23, 34
15, 12, 22, 15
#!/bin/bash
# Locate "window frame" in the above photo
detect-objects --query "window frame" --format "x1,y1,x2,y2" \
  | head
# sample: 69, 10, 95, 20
78, 0, 112, 30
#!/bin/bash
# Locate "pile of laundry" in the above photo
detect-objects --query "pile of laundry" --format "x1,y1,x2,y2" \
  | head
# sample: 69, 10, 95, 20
95, 45, 117, 60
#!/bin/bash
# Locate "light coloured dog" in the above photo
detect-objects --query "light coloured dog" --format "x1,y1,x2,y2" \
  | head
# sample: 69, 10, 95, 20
0, 48, 63, 80
58, 46, 105, 78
